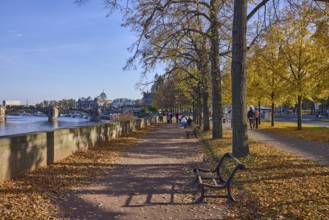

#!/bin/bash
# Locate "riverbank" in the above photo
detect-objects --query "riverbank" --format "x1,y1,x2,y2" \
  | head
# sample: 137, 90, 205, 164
0, 123, 229, 219
2, 121, 328, 219
0, 126, 151, 219
0, 117, 157, 182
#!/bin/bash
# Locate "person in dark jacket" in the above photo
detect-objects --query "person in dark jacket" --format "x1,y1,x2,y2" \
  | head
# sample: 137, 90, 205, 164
247, 107, 255, 130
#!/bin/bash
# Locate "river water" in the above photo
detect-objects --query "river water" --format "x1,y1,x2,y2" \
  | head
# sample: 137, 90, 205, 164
0, 116, 100, 137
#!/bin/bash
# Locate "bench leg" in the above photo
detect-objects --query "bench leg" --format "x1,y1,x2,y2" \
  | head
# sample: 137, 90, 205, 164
227, 185, 237, 202
193, 174, 198, 183
195, 185, 205, 203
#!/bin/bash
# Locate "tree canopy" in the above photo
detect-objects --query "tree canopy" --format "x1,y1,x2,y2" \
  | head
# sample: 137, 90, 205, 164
75, 0, 329, 157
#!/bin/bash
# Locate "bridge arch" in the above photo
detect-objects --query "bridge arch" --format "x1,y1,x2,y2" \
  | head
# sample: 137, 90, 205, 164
2, 106, 58, 122
1, 105, 102, 122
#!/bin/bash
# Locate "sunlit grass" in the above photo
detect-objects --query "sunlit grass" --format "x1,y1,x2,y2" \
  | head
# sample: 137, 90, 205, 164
199, 130, 329, 219
260, 121, 329, 143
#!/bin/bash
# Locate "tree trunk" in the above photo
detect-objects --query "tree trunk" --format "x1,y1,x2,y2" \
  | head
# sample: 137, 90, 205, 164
231, 0, 249, 157
198, 53, 210, 131
271, 101, 275, 127
194, 101, 197, 122
297, 95, 302, 130
210, 0, 223, 139
203, 91, 210, 131
258, 100, 261, 125
192, 101, 195, 121
197, 92, 202, 126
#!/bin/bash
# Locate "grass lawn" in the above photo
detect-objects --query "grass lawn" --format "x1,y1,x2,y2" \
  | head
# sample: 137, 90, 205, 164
199, 129, 329, 219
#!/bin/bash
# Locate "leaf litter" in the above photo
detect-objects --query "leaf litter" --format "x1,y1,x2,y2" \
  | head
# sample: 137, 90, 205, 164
0, 127, 152, 219
200, 129, 329, 220
2, 123, 328, 219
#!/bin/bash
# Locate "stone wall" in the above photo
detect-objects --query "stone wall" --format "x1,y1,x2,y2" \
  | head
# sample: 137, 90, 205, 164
0, 106, 5, 121
0, 117, 157, 182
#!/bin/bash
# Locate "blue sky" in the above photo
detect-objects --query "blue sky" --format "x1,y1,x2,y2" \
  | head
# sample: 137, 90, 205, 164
0, 0, 156, 104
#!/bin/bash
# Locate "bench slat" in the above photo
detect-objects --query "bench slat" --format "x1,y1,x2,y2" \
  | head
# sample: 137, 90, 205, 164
212, 178, 218, 186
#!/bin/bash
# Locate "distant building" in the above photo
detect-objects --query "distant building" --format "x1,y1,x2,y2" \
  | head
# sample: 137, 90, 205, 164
142, 92, 153, 106
141, 74, 161, 106
76, 92, 111, 109
135, 99, 143, 106
111, 98, 135, 108
3, 100, 21, 106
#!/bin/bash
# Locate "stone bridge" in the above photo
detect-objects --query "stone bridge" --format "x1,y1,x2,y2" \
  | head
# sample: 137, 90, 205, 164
0, 106, 102, 122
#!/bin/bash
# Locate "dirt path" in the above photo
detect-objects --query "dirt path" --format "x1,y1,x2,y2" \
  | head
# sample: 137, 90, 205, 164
56, 123, 227, 219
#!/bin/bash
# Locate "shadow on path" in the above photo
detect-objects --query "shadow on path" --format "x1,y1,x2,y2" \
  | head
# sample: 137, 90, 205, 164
56, 123, 227, 220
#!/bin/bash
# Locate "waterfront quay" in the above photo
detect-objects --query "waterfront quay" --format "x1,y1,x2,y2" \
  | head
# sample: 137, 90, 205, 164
0, 117, 157, 182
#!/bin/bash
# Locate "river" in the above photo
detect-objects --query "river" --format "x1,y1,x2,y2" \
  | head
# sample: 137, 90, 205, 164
0, 116, 101, 137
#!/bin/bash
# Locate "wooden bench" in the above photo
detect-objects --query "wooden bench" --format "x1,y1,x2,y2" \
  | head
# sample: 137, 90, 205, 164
193, 152, 245, 203
185, 126, 200, 138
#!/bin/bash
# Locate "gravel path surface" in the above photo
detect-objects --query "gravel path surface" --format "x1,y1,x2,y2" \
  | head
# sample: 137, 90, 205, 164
56, 123, 227, 219
222, 122, 329, 165
248, 129, 329, 165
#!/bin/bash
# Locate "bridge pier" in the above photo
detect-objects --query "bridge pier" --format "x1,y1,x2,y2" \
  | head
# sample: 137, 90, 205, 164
47, 107, 59, 122
0, 106, 6, 121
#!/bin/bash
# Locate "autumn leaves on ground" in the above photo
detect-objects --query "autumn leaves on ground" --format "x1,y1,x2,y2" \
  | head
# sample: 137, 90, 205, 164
1, 123, 328, 219
0, 128, 150, 219
201, 122, 329, 219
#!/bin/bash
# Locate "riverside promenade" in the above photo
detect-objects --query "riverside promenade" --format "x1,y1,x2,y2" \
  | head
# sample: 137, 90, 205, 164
3, 121, 327, 219
56, 123, 227, 219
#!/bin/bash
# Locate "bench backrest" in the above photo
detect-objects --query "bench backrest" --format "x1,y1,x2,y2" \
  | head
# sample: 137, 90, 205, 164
194, 126, 200, 133
214, 153, 245, 184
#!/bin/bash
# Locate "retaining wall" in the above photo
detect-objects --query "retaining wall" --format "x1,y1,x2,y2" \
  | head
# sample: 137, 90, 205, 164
0, 117, 157, 182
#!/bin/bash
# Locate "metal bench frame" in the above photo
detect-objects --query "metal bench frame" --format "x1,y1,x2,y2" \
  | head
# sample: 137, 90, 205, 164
186, 126, 200, 138
193, 152, 245, 203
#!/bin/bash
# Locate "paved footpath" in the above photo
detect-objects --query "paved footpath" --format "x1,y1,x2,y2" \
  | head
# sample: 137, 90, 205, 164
56, 123, 227, 219
248, 128, 329, 165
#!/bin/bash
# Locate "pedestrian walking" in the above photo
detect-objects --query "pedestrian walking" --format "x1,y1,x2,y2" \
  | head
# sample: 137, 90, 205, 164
247, 107, 255, 130
175, 112, 179, 123
178, 113, 182, 123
